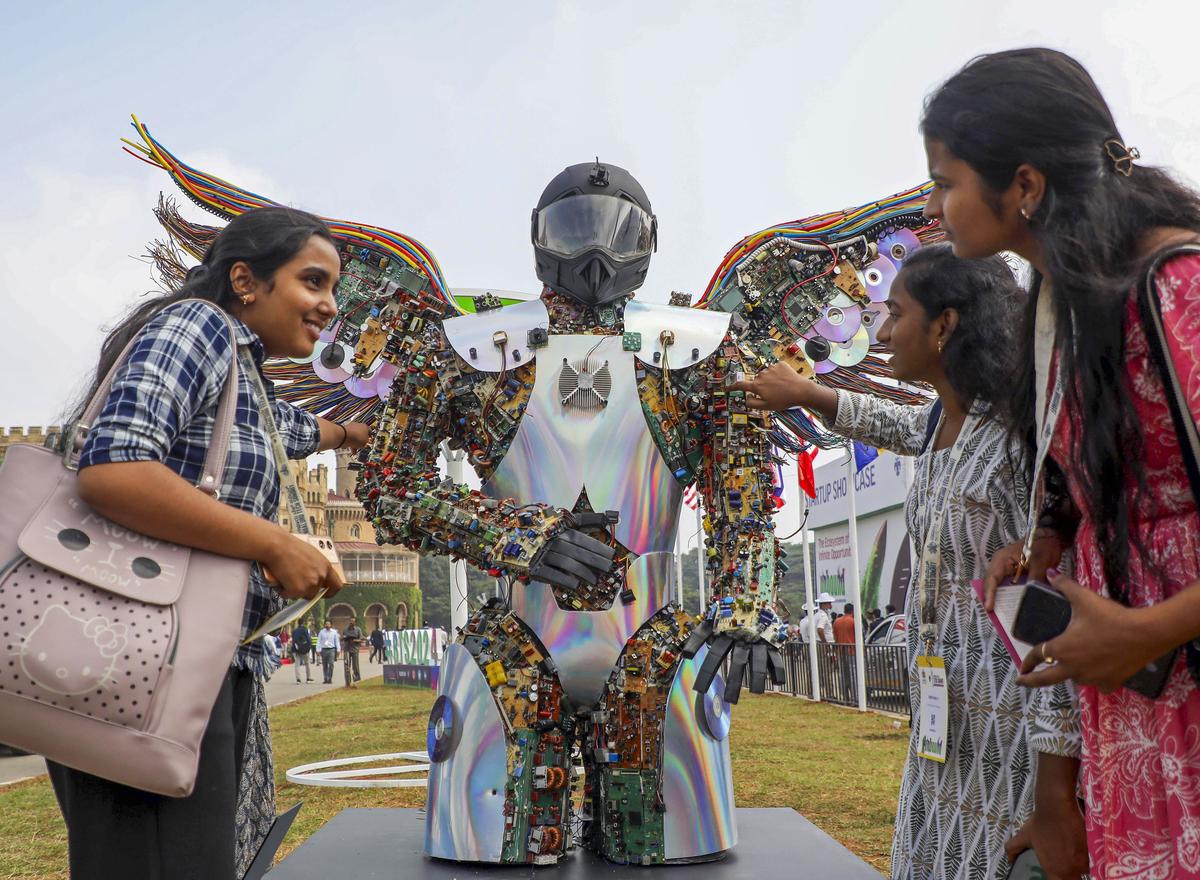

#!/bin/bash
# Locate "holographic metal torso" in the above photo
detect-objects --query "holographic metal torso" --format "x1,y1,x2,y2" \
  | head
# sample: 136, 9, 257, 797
483, 333, 682, 703
484, 332, 683, 555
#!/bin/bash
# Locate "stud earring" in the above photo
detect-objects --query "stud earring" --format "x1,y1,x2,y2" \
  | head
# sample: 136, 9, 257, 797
238, 293, 252, 306
937, 340, 944, 353
1020, 207, 1031, 221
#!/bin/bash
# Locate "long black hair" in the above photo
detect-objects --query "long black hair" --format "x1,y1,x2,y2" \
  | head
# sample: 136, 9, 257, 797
897, 243, 1025, 419
922, 48, 1200, 601
72, 206, 334, 424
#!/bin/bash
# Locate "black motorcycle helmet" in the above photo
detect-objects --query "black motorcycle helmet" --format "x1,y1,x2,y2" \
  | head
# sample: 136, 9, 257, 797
531, 159, 657, 306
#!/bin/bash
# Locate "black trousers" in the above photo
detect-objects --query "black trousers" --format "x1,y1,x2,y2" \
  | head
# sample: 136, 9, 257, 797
48, 667, 254, 880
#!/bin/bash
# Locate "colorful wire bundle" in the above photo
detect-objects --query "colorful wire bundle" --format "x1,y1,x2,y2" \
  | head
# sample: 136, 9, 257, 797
121, 115, 460, 314
695, 182, 936, 308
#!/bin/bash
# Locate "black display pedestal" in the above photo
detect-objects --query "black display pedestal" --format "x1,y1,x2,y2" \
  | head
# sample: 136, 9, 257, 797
268, 807, 882, 878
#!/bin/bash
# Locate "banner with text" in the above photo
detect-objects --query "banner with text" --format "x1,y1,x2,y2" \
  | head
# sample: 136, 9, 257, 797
807, 450, 912, 614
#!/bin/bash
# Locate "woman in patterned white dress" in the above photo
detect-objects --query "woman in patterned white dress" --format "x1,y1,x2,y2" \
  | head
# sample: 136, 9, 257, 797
923, 48, 1200, 879
735, 244, 1078, 879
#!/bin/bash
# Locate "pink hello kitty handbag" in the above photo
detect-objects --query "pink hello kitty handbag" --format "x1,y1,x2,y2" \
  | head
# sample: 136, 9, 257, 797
0, 303, 250, 796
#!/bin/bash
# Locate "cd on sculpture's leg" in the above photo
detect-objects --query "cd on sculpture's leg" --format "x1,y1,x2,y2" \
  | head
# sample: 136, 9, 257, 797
426, 695, 460, 763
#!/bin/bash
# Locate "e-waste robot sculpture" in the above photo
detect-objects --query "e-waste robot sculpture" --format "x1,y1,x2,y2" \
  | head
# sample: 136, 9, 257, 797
124, 117, 938, 866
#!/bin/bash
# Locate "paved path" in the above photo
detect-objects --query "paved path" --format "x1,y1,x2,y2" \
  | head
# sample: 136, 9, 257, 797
0, 655, 385, 787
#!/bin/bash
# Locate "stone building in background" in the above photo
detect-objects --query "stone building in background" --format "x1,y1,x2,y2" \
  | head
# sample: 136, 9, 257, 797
279, 449, 421, 634
0, 426, 63, 464
0, 426, 420, 634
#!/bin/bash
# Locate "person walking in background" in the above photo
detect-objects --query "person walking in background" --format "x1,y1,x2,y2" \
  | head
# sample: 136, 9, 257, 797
342, 615, 365, 686
369, 625, 385, 664
291, 620, 314, 683
308, 617, 318, 666
318, 619, 340, 685
931, 47, 1200, 880
733, 243, 1076, 880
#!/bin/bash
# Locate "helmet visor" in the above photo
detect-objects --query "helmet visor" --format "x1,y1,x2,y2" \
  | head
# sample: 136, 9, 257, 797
535, 195, 654, 259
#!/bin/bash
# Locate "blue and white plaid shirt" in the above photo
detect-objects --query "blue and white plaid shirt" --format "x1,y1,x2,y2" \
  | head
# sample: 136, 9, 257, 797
80, 299, 321, 675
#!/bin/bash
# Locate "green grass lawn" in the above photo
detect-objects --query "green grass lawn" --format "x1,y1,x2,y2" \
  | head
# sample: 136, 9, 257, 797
0, 683, 908, 878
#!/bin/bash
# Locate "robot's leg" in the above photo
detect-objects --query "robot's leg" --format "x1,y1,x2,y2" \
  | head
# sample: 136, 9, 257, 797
585, 608, 738, 865
424, 604, 572, 865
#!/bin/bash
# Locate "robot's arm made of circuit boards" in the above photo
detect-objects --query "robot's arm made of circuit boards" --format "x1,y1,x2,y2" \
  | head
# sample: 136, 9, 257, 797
355, 313, 613, 589
680, 343, 786, 703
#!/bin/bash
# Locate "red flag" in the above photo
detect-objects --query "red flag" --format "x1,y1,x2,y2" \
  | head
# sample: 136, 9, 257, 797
797, 446, 817, 499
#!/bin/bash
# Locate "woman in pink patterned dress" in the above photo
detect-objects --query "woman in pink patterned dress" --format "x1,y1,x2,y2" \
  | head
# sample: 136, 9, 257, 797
921, 49, 1200, 880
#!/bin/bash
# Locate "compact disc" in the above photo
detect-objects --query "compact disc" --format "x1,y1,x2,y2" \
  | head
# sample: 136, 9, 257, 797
344, 373, 377, 399
827, 327, 870, 368
878, 228, 922, 267
426, 695, 461, 763
373, 362, 399, 400
813, 357, 838, 375
812, 293, 863, 343
312, 341, 352, 383
697, 672, 732, 741
860, 302, 889, 344
863, 256, 898, 303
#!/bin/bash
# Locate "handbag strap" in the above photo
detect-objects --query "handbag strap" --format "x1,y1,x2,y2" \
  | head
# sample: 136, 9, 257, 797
67, 298, 241, 499
1137, 242, 1200, 505
237, 347, 312, 535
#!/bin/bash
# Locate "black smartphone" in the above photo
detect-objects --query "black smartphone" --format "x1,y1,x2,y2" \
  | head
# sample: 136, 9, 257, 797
1012, 580, 1071, 645
1006, 848, 1045, 880
1014, 580, 1177, 699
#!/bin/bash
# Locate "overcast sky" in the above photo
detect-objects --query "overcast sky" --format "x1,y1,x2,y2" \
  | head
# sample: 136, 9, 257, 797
3, 0, 1199, 536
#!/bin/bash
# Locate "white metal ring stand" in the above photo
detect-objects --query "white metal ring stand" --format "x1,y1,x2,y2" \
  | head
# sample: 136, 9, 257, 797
285, 751, 430, 789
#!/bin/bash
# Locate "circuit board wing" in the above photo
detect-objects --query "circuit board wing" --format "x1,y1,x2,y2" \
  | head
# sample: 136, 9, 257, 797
122, 115, 463, 423
694, 183, 942, 446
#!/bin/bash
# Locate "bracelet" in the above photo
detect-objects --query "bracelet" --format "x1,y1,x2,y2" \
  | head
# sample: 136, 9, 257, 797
335, 423, 348, 449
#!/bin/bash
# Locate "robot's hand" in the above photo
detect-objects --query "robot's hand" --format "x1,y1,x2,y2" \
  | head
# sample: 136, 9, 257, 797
684, 621, 786, 704
528, 529, 616, 589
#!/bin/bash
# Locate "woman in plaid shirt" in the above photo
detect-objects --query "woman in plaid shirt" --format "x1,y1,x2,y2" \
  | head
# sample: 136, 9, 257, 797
48, 207, 369, 880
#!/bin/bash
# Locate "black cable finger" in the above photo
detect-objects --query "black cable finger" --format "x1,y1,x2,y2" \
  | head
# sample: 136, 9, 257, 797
530, 562, 579, 590
724, 642, 751, 704
767, 644, 786, 686
542, 551, 596, 583
693, 635, 734, 694
557, 530, 616, 565
749, 642, 768, 694
681, 619, 713, 658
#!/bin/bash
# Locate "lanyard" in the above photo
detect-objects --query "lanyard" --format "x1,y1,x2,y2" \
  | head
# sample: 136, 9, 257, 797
1020, 282, 1065, 569
238, 347, 311, 536
915, 405, 983, 653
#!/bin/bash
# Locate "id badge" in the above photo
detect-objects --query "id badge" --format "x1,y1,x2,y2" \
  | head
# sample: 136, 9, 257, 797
916, 655, 948, 763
